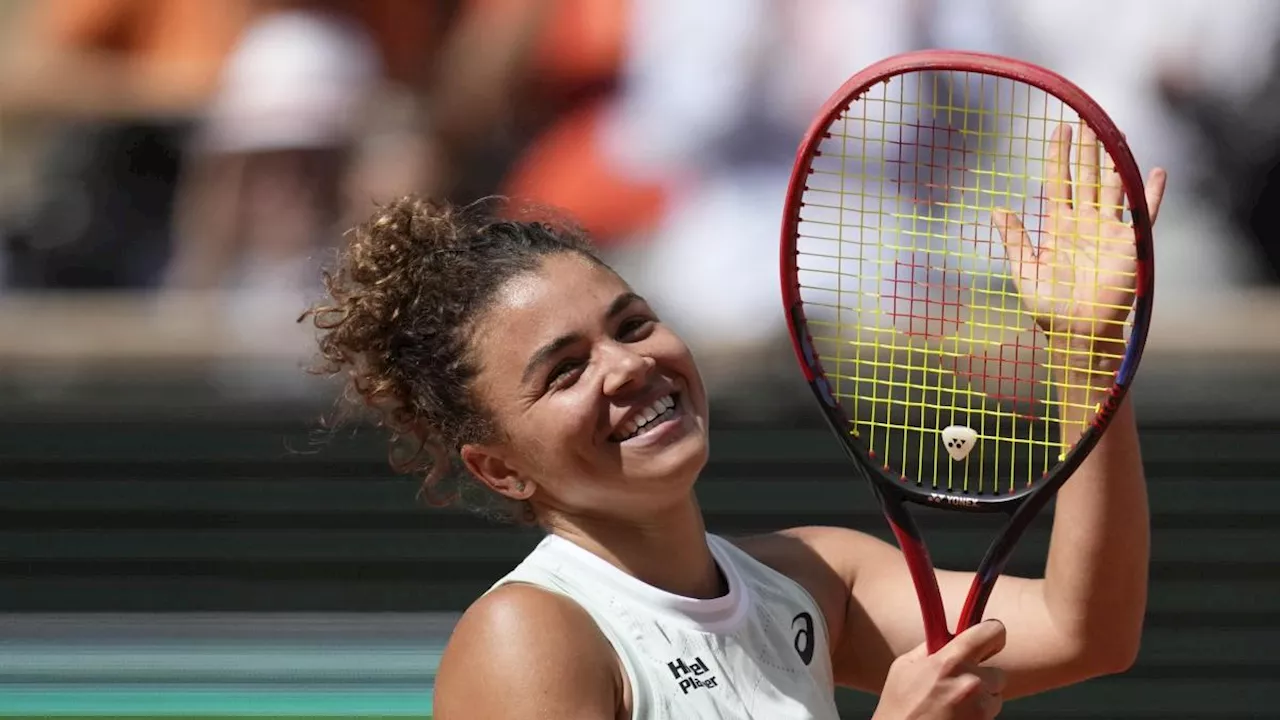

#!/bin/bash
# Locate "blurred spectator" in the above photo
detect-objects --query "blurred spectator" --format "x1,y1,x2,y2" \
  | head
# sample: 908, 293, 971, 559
163, 2, 381, 294
1153, 7, 1280, 285
0, 0, 253, 290
162, 0, 439, 364
428, 0, 646, 236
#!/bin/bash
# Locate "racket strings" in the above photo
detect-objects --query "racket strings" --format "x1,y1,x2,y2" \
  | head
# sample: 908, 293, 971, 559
794, 70, 1136, 495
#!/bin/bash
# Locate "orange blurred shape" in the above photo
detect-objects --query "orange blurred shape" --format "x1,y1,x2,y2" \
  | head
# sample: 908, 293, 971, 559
502, 100, 670, 248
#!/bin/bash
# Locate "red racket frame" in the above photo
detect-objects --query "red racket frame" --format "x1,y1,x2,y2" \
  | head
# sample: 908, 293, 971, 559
779, 50, 1155, 653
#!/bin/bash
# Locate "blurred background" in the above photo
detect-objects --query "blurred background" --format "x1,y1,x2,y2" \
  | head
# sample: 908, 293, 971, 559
0, 0, 1277, 717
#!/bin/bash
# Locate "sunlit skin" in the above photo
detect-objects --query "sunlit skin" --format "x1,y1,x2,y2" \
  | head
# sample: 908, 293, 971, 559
460, 253, 722, 600
997, 122, 1163, 341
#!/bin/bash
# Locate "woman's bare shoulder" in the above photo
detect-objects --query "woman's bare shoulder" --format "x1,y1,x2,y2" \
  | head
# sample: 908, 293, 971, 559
433, 583, 623, 719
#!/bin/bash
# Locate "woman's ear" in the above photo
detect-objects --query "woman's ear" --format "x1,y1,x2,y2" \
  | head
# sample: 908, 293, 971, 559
460, 443, 535, 500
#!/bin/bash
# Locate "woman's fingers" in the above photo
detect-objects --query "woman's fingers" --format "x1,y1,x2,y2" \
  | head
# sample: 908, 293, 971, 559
993, 207, 1037, 282
1099, 148, 1124, 220
1075, 121, 1101, 208
1046, 123, 1074, 214
1145, 167, 1168, 226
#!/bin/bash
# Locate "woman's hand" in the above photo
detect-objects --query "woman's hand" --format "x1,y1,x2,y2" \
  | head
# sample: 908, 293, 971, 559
993, 122, 1166, 343
873, 620, 1008, 720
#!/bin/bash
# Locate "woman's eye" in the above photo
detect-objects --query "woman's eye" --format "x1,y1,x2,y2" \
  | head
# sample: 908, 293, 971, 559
547, 360, 584, 389
618, 316, 655, 340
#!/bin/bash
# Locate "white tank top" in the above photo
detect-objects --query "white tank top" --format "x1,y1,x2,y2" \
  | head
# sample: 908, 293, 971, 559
489, 532, 842, 719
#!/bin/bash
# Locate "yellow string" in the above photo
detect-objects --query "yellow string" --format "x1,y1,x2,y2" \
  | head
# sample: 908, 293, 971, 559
794, 69, 1132, 495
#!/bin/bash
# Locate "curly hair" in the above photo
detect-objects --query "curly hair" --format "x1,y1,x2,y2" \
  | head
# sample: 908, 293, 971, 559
301, 196, 599, 521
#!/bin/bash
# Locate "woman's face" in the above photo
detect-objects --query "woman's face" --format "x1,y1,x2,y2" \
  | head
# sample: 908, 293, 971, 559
461, 253, 710, 520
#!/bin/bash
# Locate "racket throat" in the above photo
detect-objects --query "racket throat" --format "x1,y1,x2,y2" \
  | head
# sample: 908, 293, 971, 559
956, 573, 998, 635
881, 501, 954, 654
953, 506, 1042, 635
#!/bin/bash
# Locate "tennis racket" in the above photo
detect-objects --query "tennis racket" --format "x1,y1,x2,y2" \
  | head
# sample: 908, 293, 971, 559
780, 50, 1155, 654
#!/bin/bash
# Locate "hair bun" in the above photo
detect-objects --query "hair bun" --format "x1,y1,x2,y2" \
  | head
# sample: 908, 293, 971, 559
347, 197, 457, 284
303, 193, 597, 523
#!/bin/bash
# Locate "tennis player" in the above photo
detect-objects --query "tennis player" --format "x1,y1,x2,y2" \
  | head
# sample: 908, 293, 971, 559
303, 131, 1166, 718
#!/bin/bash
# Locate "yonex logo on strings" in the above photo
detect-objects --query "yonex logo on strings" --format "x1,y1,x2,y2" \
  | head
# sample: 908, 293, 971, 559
667, 656, 718, 694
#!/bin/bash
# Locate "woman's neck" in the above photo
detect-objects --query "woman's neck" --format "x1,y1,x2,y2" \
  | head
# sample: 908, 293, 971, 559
542, 492, 724, 600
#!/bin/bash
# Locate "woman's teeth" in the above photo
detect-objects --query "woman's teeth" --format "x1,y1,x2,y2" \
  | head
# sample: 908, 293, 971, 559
615, 394, 677, 442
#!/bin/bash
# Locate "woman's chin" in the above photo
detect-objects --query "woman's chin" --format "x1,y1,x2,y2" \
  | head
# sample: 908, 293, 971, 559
623, 431, 709, 487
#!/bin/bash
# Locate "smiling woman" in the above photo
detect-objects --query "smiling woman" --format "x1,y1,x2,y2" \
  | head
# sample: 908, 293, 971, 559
303, 199, 606, 521
301, 198, 710, 526
458, 251, 712, 527
300, 181, 1161, 718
